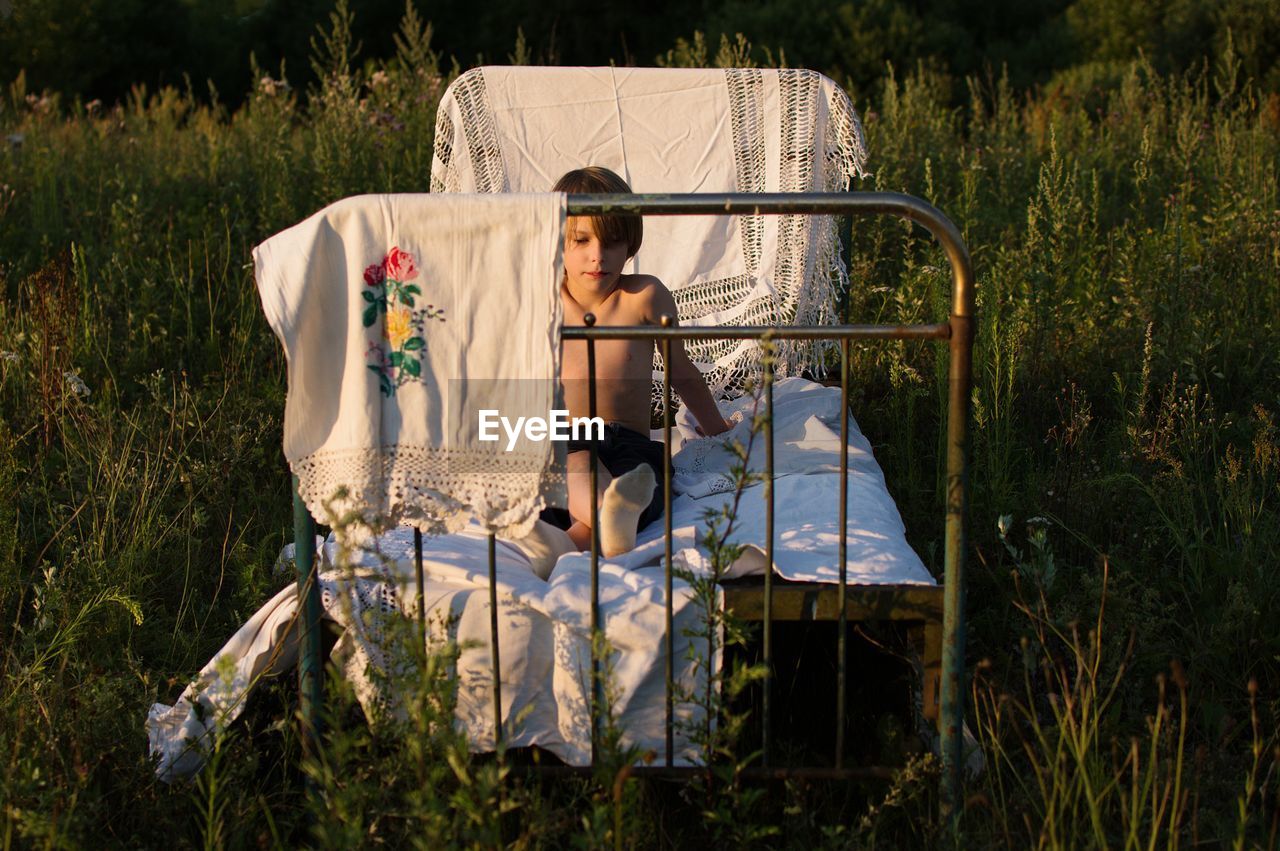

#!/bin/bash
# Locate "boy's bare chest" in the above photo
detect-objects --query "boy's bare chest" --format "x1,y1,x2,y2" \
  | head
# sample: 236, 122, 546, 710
559, 337, 652, 382
560, 294, 654, 430
559, 295, 652, 382
559, 336, 652, 433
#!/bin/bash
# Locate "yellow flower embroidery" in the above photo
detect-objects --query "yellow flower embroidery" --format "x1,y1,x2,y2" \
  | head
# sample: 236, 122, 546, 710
363, 246, 444, 397
385, 306, 413, 350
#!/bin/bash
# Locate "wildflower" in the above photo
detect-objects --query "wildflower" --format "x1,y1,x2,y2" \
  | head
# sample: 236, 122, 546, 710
86, 99, 102, 115
257, 76, 290, 98
25, 93, 52, 114
1, 351, 18, 364
997, 514, 1012, 537
64, 370, 91, 397
369, 70, 389, 88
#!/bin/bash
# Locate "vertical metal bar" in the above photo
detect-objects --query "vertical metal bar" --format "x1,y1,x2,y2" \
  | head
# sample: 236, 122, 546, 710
487, 531, 504, 844
585, 313, 601, 764
414, 528, 425, 635
660, 315, 675, 766
488, 531, 503, 749
292, 478, 323, 763
933, 212, 976, 828
940, 314, 975, 823
836, 337, 850, 768
762, 342, 775, 767
840, 214, 854, 324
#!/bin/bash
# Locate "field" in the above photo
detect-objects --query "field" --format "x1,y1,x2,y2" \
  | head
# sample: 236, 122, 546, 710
1, 13, 1278, 849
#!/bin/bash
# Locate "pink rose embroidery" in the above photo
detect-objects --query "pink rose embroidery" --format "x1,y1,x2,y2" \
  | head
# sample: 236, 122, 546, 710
384, 246, 418, 282
360, 245, 443, 398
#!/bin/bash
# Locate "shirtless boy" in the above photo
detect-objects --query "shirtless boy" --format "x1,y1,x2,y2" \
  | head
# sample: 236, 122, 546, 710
546, 166, 731, 557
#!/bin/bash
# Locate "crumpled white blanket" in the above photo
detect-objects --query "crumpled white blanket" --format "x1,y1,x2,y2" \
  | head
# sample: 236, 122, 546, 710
147, 379, 930, 781
620, 378, 934, 586
148, 534, 712, 782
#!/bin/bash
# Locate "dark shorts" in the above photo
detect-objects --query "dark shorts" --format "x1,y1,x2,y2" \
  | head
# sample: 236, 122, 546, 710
540, 422, 668, 533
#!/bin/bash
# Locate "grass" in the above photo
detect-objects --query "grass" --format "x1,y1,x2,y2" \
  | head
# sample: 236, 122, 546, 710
1, 8, 1278, 847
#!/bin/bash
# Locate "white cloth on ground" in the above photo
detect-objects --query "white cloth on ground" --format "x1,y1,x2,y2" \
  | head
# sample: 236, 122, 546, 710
431, 66, 869, 397
252, 192, 567, 540
147, 582, 304, 781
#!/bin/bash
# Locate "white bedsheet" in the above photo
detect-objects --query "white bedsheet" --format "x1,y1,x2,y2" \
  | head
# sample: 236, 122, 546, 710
622, 377, 935, 586
147, 379, 931, 781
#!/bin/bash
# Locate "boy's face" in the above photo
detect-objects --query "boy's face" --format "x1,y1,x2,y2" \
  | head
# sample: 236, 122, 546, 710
562, 217, 629, 298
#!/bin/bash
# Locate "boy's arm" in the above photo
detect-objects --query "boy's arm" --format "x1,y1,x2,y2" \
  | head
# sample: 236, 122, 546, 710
648, 281, 732, 437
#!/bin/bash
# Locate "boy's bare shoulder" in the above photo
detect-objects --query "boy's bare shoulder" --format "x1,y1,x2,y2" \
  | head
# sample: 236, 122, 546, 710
617, 273, 665, 296
617, 274, 677, 323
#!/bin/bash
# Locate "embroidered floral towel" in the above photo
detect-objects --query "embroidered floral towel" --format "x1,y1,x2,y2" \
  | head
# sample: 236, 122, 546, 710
253, 193, 567, 538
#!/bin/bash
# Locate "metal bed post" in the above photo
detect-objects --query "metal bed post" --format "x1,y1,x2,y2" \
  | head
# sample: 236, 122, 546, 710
488, 532, 503, 752
940, 226, 974, 826
762, 338, 776, 767
660, 316, 675, 767
414, 529, 425, 634
836, 336, 851, 767
292, 476, 324, 770
585, 313, 603, 763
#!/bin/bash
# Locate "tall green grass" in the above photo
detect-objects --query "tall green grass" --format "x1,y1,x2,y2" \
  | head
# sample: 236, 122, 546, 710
1, 8, 1277, 846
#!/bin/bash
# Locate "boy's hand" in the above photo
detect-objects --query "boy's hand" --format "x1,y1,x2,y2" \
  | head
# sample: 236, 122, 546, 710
694, 416, 734, 438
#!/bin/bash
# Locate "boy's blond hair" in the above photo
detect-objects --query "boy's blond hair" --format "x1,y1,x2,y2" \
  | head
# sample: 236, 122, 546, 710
552, 167, 643, 258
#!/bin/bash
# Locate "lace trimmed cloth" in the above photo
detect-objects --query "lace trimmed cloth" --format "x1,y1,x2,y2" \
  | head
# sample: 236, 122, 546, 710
430, 66, 870, 397
253, 192, 567, 539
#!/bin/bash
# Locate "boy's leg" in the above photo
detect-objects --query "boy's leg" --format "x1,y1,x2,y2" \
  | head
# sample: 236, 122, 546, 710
565, 449, 610, 551
598, 465, 656, 558
595, 424, 668, 532
565, 446, 657, 557
506, 520, 577, 580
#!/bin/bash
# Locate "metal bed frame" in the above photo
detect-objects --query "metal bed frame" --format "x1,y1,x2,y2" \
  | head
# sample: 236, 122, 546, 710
288, 191, 974, 819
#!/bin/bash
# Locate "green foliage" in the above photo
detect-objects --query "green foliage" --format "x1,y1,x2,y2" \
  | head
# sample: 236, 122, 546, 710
676, 373, 777, 846
0, 6, 1278, 844
3, 0, 1279, 110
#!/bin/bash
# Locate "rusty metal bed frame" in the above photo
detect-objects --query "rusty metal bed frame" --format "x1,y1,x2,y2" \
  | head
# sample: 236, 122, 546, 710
288, 191, 974, 819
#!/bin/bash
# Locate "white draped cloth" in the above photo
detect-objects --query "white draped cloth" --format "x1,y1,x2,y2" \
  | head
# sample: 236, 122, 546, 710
430, 66, 870, 397
146, 380, 931, 782
253, 192, 567, 539
147, 532, 713, 782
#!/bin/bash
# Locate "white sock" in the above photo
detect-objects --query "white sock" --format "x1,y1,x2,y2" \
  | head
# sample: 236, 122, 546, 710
507, 520, 577, 580
599, 465, 656, 558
